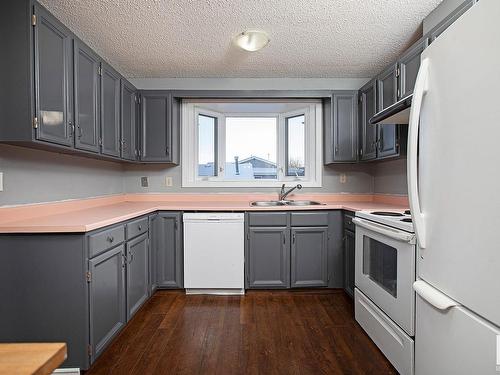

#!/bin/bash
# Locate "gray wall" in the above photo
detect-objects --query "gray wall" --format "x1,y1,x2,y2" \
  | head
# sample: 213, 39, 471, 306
0, 144, 124, 206
123, 163, 374, 195
372, 158, 408, 195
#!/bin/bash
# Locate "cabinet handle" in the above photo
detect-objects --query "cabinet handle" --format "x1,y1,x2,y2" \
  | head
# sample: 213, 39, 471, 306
128, 251, 134, 264
107, 235, 114, 243
77, 125, 83, 138
292, 233, 296, 244
138, 225, 142, 231
68, 121, 74, 138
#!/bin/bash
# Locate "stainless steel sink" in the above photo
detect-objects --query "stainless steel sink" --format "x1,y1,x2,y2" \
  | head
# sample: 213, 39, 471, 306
286, 200, 323, 206
250, 200, 323, 207
250, 201, 286, 206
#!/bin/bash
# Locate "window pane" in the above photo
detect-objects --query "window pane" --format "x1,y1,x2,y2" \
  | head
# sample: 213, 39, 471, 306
286, 115, 305, 177
225, 117, 277, 180
198, 114, 216, 177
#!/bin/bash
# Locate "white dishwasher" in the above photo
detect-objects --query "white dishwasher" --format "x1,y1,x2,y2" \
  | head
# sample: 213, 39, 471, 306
183, 213, 245, 295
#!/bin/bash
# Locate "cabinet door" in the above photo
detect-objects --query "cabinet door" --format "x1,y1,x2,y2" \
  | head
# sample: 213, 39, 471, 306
398, 38, 429, 99
377, 64, 400, 159
33, 4, 74, 147
100, 63, 121, 157
74, 40, 100, 153
429, 0, 475, 43
151, 212, 183, 288
120, 80, 137, 161
344, 230, 355, 298
89, 245, 126, 361
247, 227, 290, 289
126, 233, 149, 319
359, 80, 377, 161
332, 92, 358, 162
140, 93, 170, 162
291, 227, 328, 288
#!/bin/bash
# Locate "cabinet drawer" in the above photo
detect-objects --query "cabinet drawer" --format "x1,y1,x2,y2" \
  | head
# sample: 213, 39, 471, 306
89, 225, 125, 258
126, 217, 149, 240
344, 214, 355, 232
290, 212, 328, 227
248, 212, 288, 227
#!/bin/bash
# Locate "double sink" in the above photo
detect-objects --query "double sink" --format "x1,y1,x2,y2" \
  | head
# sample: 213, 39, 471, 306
251, 200, 323, 207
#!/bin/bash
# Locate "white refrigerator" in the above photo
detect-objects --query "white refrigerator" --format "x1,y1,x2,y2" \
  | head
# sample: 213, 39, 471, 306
408, 0, 500, 373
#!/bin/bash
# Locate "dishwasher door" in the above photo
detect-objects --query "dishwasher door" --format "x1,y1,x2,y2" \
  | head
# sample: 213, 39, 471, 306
183, 213, 245, 294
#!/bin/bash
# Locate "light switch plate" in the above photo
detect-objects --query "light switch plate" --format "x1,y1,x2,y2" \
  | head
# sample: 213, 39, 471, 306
165, 176, 173, 187
141, 176, 149, 187
340, 173, 347, 184
0, 172, 3, 191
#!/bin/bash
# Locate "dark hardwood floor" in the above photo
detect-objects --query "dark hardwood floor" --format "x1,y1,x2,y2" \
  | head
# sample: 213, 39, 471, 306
85, 289, 397, 375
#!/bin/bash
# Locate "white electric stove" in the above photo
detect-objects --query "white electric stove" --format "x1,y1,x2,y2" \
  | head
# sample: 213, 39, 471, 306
355, 209, 414, 233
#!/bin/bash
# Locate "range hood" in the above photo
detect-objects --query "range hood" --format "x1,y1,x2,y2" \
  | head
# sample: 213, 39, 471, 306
369, 94, 413, 125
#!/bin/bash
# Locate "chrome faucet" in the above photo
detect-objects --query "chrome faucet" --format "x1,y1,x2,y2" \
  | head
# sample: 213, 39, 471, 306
279, 183, 302, 201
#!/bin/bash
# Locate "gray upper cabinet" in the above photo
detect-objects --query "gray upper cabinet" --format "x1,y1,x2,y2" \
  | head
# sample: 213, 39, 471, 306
150, 212, 183, 289
429, 0, 475, 42
120, 80, 138, 161
33, 3, 74, 147
247, 227, 290, 289
398, 37, 429, 100
376, 64, 399, 159
88, 244, 126, 361
324, 92, 358, 163
359, 79, 377, 161
290, 227, 328, 288
74, 40, 100, 153
126, 233, 149, 319
139, 92, 180, 163
100, 62, 121, 157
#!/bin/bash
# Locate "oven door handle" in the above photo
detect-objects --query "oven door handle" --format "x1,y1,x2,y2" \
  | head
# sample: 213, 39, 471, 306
353, 217, 416, 244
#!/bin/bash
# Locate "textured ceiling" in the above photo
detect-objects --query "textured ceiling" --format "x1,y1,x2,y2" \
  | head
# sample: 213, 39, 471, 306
39, 0, 442, 78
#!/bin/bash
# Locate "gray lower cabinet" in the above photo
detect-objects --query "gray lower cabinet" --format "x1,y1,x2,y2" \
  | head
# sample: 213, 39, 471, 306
33, 3, 74, 147
324, 92, 358, 163
88, 244, 126, 361
344, 229, 355, 298
247, 227, 290, 288
359, 79, 377, 161
290, 227, 328, 287
100, 62, 121, 157
74, 39, 100, 153
126, 233, 149, 319
150, 212, 183, 289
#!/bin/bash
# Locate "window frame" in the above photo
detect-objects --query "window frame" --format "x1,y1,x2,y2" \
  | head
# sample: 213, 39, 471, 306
181, 100, 322, 188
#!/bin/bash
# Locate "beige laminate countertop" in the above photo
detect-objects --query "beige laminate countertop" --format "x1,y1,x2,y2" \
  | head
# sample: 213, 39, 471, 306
0, 193, 409, 233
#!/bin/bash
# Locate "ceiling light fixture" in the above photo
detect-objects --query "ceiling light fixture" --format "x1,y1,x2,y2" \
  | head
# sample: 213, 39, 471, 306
234, 30, 270, 52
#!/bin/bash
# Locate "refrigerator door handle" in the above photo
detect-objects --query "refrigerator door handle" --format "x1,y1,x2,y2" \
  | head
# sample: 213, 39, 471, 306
407, 58, 429, 248
413, 280, 458, 311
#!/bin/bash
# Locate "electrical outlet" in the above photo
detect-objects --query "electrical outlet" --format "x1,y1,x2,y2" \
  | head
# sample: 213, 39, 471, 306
140, 176, 149, 187
340, 173, 347, 184
165, 176, 173, 187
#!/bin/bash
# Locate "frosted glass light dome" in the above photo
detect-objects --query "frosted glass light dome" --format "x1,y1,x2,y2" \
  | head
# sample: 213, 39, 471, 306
234, 30, 270, 52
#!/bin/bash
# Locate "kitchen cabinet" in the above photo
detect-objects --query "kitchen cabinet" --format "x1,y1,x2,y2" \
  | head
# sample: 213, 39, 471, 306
100, 62, 121, 157
359, 79, 378, 161
376, 64, 399, 159
126, 233, 149, 319
398, 37, 429, 100
290, 227, 328, 287
139, 92, 180, 164
33, 3, 74, 147
120, 79, 138, 161
88, 244, 126, 361
150, 212, 183, 289
428, 0, 475, 43
247, 227, 290, 289
74, 40, 100, 153
324, 92, 358, 163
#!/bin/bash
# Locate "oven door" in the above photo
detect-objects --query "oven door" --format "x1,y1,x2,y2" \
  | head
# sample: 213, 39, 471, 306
353, 217, 416, 336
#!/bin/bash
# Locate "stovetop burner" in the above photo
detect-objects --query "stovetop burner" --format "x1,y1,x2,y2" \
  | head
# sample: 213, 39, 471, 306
401, 218, 412, 223
371, 211, 404, 217
404, 210, 411, 215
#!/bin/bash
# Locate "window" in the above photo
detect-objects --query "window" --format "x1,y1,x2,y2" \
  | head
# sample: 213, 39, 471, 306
182, 100, 322, 187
